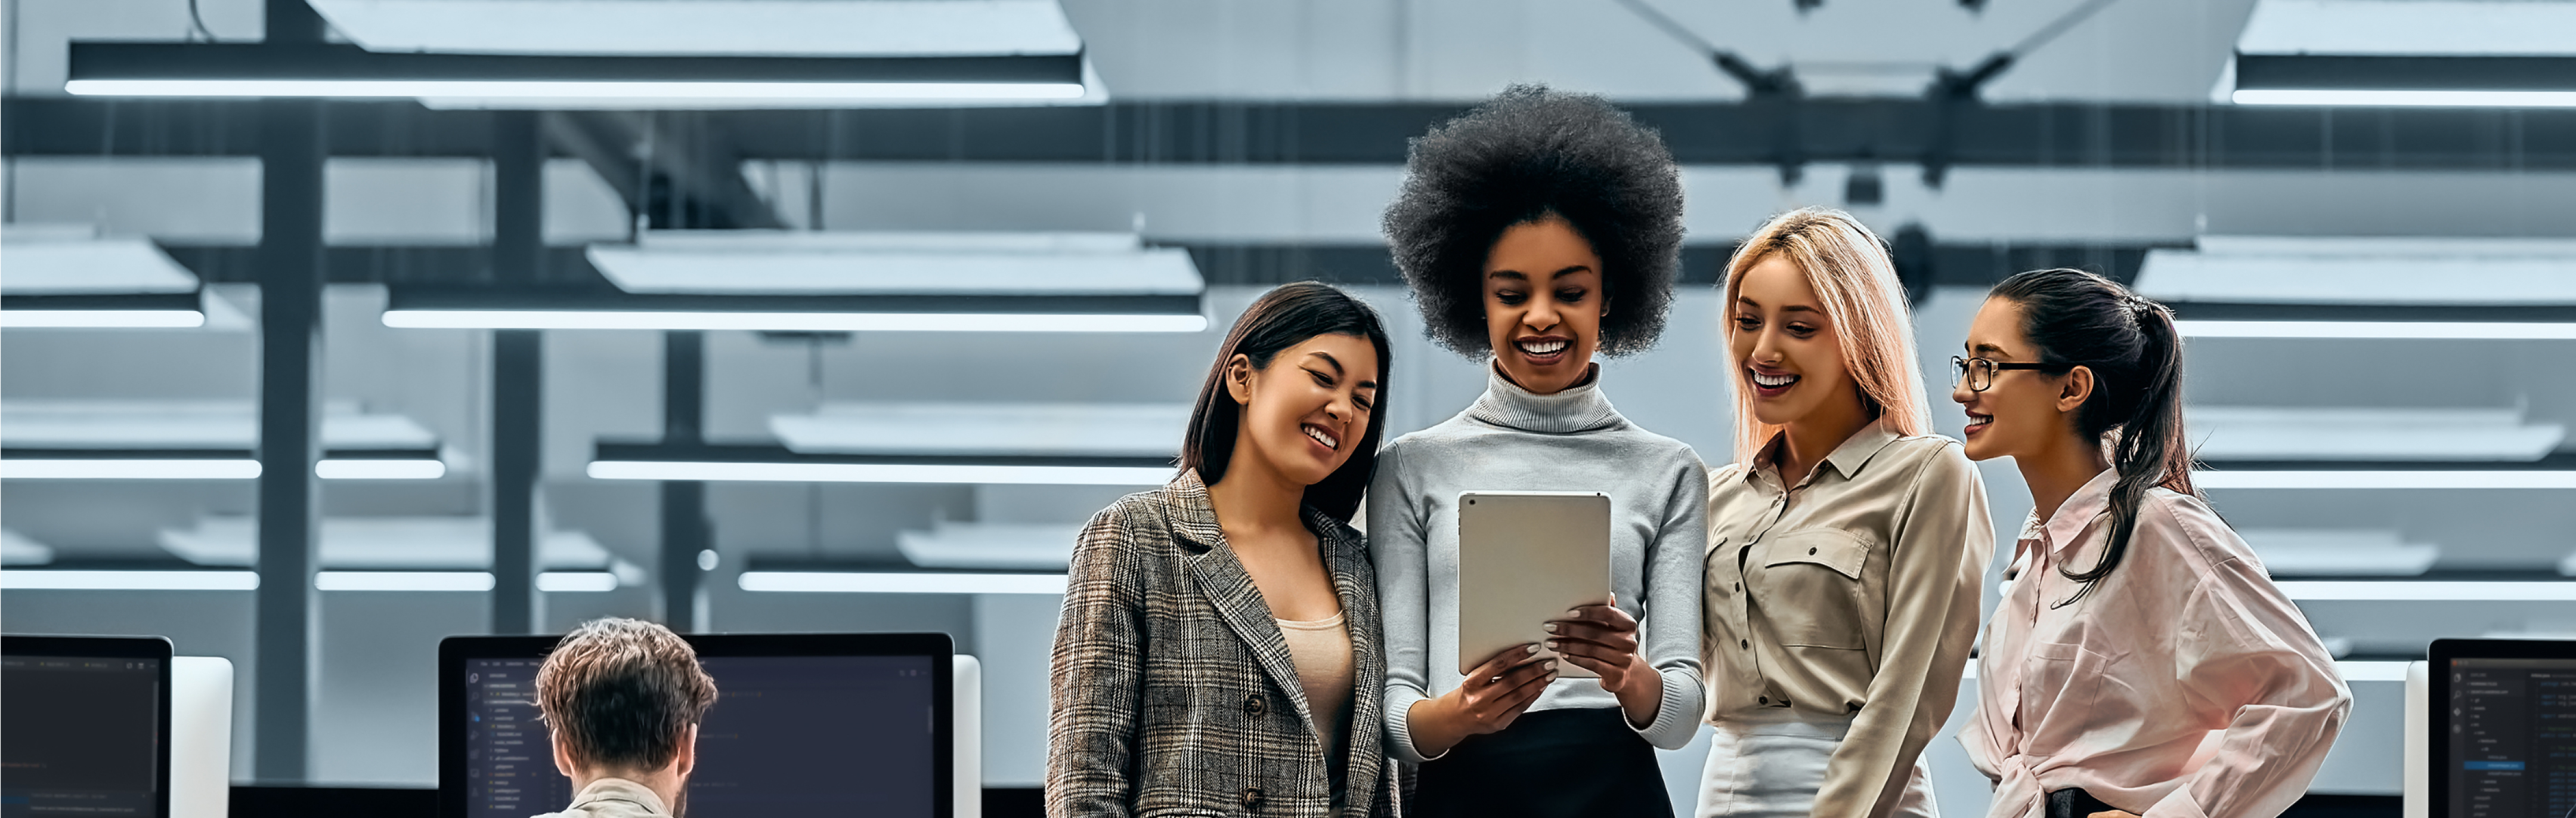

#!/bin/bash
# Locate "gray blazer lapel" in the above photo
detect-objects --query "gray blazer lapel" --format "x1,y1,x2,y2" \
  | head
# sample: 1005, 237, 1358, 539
1317, 516, 1383, 814
1185, 542, 1315, 726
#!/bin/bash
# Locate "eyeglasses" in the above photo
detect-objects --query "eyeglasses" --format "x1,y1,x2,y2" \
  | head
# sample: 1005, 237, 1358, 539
1950, 355, 2074, 392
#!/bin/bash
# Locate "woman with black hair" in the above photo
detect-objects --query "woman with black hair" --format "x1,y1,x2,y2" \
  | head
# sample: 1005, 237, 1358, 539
1372, 84, 1707, 818
1949, 268, 2349, 818
1048, 282, 1397, 818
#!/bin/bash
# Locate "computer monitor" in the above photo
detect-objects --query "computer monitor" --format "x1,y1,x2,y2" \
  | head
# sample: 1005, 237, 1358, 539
439, 632, 953, 818
2, 635, 176, 818
2428, 638, 2576, 818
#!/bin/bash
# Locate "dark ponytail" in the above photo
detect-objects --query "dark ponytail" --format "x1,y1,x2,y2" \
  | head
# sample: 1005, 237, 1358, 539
1989, 268, 2198, 602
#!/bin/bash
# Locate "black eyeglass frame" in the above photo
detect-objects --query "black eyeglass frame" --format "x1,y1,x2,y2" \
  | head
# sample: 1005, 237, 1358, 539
1950, 355, 2076, 392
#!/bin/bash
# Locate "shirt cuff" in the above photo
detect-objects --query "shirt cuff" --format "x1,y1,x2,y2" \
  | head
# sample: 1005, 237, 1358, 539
1382, 684, 1447, 764
2141, 785, 2212, 818
1628, 667, 1704, 751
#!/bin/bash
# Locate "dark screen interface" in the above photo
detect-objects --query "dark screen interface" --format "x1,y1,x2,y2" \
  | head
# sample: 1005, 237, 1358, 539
2450, 657, 2576, 818
466, 655, 937, 818
1, 655, 163, 818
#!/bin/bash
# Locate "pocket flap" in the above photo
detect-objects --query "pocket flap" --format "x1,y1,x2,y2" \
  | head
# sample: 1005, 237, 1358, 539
1762, 530, 1870, 579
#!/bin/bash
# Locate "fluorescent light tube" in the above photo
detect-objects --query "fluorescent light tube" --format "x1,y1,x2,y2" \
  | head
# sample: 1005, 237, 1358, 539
0, 310, 206, 328
382, 309, 1206, 333
315, 570, 495, 591
2278, 581, 2576, 601
587, 460, 1171, 486
0, 570, 261, 591
314, 459, 447, 480
2334, 661, 2413, 682
536, 571, 620, 592
2174, 320, 2576, 339
2194, 470, 2576, 489
2233, 89, 2576, 107
1, 459, 262, 480
738, 571, 1067, 595
66, 79, 1085, 101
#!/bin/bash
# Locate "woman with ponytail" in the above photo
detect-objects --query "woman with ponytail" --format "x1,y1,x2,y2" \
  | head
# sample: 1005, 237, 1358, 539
1949, 268, 2349, 818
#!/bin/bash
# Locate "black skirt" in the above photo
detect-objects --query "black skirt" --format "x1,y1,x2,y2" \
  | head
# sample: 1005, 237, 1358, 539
2046, 788, 2122, 818
1411, 706, 1674, 818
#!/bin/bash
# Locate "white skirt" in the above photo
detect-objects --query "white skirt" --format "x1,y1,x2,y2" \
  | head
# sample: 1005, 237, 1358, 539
1693, 709, 1940, 818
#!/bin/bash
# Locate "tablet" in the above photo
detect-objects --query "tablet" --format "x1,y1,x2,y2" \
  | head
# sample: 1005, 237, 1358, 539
1456, 491, 1612, 678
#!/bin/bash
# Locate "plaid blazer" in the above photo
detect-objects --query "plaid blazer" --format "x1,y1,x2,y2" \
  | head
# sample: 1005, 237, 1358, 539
1047, 470, 1392, 818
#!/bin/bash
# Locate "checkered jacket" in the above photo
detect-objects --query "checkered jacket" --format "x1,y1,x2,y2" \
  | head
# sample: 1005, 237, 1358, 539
1046, 470, 1393, 818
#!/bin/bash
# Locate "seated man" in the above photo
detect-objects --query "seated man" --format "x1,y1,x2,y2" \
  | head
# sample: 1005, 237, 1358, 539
532, 618, 718, 818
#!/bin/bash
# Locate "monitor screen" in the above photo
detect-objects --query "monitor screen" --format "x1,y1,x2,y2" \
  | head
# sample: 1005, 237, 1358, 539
460, 652, 940, 818
2445, 655, 2576, 818
1, 644, 169, 818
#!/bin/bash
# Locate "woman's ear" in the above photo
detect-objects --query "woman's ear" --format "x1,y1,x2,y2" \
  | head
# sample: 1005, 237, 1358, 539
1223, 354, 1255, 405
2056, 366, 2097, 414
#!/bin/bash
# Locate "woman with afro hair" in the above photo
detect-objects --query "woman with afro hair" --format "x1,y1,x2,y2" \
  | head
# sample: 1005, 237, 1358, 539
1370, 85, 1708, 818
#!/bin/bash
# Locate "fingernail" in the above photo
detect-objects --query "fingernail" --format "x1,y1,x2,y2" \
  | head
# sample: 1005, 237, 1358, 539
1525, 644, 1541, 654
1542, 623, 1559, 633
1566, 609, 1583, 618
1545, 640, 1560, 650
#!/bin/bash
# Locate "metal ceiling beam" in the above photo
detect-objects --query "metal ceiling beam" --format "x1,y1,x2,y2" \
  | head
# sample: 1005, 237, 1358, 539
542, 110, 785, 231
8, 97, 2572, 171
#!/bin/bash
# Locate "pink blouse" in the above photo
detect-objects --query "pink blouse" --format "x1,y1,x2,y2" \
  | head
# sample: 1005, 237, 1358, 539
1960, 470, 2351, 818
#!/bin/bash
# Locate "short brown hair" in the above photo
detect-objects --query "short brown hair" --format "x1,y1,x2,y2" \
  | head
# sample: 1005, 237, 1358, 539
535, 618, 718, 771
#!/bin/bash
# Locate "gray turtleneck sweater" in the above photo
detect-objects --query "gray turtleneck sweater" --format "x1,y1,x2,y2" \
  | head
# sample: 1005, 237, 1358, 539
1368, 365, 1710, 763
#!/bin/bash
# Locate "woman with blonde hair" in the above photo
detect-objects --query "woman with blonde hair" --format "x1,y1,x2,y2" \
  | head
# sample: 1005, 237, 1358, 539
1698, 208, 1993, 818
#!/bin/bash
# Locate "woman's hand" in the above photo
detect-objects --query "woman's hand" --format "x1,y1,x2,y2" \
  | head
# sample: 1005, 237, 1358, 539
1547, 594, 1662, 727
1405, 644, 1556, 757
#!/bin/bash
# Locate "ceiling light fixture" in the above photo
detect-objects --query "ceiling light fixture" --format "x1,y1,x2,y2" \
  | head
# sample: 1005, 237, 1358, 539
2196, 470, 2576, 490
588, 459, 1171, 486
0, 570, 262, 591
2231, 54, 2576, 108
66, 44, 1085, 104
737, 570, 1068, 595
2277, 581, 2576, 601
2174, 320, 2576, 339
382, 308, 1206, 334
315, 571, 497, 592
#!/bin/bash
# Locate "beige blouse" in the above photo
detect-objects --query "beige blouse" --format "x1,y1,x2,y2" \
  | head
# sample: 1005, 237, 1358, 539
1278, 610, 1354, 804
1703, 421, 1994, 818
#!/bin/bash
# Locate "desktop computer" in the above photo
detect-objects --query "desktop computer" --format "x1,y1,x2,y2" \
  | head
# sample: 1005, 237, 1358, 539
440, 632, 953, 818
2, 635, 176, 818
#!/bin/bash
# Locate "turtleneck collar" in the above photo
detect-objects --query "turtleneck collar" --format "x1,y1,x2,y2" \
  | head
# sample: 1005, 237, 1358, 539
1463, 360, 1626, 435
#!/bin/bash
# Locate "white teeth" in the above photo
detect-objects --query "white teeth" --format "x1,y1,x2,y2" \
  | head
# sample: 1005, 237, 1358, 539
1966, 415, 1992, 427
1304, 426, 1338, 449
1751, 370, 1798, 388
1517, 339, 1568, 356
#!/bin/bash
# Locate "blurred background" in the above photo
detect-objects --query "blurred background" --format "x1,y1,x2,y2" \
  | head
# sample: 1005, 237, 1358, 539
3, 0, 2572, 814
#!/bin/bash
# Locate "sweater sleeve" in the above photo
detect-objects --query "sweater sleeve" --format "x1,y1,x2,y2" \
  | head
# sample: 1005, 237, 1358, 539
1368, 442, 1445, 764
1045, 503, 1148, 818
1815, 445, 1995, 818
1628, 449, 1710, 750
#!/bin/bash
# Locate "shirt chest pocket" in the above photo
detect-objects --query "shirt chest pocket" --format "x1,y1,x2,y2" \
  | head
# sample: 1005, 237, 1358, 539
1755, 530, 1872, 650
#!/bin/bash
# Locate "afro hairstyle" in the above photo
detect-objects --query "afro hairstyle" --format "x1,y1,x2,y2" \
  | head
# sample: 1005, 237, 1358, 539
1381, 84, 1685, 358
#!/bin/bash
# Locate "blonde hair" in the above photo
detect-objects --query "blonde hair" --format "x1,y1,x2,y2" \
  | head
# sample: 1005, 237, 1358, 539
1721, 208, 1931, 464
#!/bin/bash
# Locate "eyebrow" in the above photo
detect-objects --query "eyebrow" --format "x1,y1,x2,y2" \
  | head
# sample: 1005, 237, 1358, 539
1487, 265, 1594, 282
1970, 342, 2012, 357
1735, 297, 1823, 316
1307, 351, 1380, 390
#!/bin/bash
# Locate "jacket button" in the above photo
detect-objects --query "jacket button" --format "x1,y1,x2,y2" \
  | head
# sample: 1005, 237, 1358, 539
1809, 546, 1819, 555
1735, 582, 1742, 591
1758, 696, 1769, 705
1241, 786, 1265, 808
1243, 694, 1267, 716
1740, 639, 1750, 649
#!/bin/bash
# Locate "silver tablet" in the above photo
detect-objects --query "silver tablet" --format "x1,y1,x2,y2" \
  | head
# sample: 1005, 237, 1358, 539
1456, 491, 1612, 678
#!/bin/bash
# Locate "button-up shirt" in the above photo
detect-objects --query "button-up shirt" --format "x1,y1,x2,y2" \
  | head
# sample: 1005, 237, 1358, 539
1960, 469, 2351, 818
1704, 421, 1993, 818
531, 777, 673, 818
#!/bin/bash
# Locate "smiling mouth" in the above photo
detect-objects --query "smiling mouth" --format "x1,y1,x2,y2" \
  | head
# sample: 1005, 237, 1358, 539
1750, 369, 1799, 389
1965, 413, 1993, 429
1515, 338, 1570, 358
1302, 424, 1340, 450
